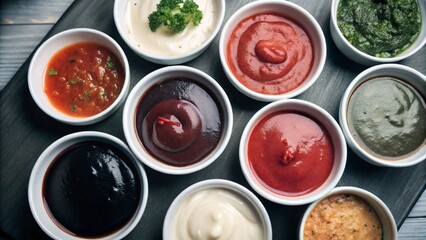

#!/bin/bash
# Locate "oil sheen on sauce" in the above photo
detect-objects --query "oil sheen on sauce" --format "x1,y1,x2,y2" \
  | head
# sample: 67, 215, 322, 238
173, 188, 265, 240
135, 78, 223, 167
42, 141, 141, 238
248, 111, 334, 196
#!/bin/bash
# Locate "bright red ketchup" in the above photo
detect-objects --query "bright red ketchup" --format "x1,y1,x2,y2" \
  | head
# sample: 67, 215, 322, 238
247, 112, 334, 196
227, 13, 313, 95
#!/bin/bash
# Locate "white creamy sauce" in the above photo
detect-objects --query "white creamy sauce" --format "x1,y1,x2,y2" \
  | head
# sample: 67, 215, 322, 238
125, 0, 216, 56
174, 188, 265, 240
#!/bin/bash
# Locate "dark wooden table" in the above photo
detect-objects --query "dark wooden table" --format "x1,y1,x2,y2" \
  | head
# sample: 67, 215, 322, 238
1, 0, 425, 239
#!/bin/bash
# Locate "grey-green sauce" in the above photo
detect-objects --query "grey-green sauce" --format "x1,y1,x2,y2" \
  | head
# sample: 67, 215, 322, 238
348, 76, 426, 160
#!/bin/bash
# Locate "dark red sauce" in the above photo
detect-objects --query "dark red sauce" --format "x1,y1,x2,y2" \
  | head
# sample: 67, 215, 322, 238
135, 78, 223, 167
247, 111, 334, 196
43, 141, 141, 238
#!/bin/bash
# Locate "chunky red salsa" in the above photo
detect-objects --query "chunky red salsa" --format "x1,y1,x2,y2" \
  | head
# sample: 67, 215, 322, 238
248, 111, 334, 196
227, 13, 313, 95
44, 42, 125, 117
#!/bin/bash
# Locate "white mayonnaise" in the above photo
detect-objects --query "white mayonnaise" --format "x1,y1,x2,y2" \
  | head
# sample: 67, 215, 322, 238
173, 188, 265, 240
125, 0, 216, 56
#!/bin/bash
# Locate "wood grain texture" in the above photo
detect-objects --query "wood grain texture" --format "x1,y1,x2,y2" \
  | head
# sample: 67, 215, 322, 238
0, 0, 425, 239
410, 191, 426, 217
0, 25, 52, 90
399, 218, 426, 239
0, 0, 74, 90
0, 0, 74, 24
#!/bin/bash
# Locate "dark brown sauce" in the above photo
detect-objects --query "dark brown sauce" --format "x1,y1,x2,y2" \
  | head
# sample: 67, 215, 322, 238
42, 141, 141, 238
135, 78, 224, 166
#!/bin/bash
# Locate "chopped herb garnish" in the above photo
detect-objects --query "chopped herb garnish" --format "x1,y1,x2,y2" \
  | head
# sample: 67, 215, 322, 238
71, 105, 78, 112
81, 90, 91, 101
106, 61, 115, 69
70, 78, 77, 85
69, 59, 76, 63
148, 0, 203, 33
102, 91, 107, 99
48, 69, 58, 76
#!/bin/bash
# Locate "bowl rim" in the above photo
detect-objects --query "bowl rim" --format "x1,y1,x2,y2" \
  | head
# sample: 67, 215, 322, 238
28, 28, 130, 126
298, 186, 398, 240
122, 65, 233, 175
27, 131, 149, 240
113, 0, 226, 64
330, 0, 426, 64
219, 0, 327, 102
162, 178, 273, 240
339, 63, 426, 167
239, 99, 347, 205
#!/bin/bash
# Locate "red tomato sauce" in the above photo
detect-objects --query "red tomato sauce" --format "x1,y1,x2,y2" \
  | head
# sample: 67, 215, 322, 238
227, 13, 314, 95
247, 112, 334, 196
44, 42, 125, 117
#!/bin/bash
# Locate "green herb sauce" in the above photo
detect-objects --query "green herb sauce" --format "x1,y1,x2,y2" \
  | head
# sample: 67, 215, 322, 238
337, 0, 422, 58
348, 77, 426, 160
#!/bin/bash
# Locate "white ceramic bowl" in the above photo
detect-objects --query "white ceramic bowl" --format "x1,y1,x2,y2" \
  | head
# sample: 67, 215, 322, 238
28, 131, 149, 240
123, 66, 233, 175
330, 0, 426, 66
299, 186, 397, 240
240, 99, 347, 205
339, 64, 426, 167
219, 0, 326, 102
114, 0, 225, 65
28, 28, 130, 126
163, 179, 272, 240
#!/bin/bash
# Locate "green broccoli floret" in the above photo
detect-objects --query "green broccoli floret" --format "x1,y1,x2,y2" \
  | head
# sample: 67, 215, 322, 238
148, 0, 203, 33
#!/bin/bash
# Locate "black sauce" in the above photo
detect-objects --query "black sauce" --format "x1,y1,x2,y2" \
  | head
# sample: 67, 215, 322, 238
43, 141, 141, 238
135, 78, 224, 166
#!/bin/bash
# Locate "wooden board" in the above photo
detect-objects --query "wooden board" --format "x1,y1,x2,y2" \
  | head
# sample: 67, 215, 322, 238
0, 0, 73, 24
0, 0, 75, 90
1, 0, 425, 239
0, 25, 53, 90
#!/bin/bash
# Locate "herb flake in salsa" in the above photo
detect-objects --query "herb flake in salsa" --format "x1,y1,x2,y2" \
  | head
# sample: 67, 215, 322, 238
44, 42, 125, 117
48, 69, 58, 76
